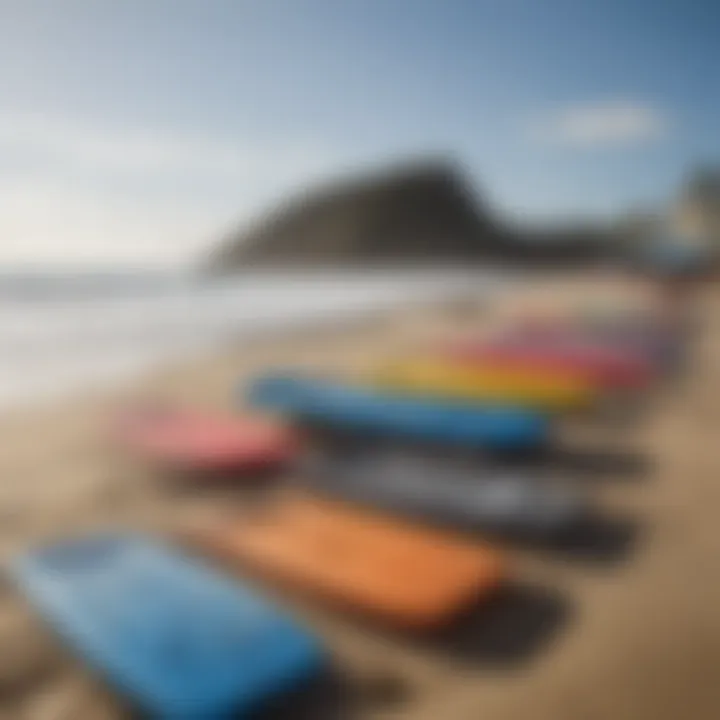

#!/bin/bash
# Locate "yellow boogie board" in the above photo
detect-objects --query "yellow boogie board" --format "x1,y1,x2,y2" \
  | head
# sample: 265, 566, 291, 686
371, 359, 597, 410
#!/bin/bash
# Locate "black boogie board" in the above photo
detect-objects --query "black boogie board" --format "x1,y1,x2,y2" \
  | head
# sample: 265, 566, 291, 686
298, 448, 588, 541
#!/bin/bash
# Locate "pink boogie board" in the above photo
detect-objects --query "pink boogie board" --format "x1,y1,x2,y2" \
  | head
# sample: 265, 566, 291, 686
115, 406, 296, 473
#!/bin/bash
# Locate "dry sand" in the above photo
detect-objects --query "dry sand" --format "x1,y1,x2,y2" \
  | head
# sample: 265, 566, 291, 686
0, 276, 718, 719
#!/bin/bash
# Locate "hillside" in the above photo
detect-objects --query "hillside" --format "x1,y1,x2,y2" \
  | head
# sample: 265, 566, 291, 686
204, 159, 612, 271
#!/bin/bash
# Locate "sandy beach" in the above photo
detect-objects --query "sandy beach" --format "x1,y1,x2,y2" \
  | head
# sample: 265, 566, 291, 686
1, 274, 719, 720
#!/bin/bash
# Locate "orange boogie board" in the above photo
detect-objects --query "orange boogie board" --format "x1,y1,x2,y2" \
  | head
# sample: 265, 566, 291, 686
190, 496, 506, 630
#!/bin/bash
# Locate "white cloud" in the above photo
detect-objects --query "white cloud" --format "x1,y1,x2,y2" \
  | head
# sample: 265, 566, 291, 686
531, 101, 668, 148
0, 112, 348, 266
0, 112, 333, 179
0, 177, 223, 266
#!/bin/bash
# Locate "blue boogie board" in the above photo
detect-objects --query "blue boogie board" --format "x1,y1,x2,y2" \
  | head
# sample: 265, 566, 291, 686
9, 533, 326, 719
245, 374, 551, 451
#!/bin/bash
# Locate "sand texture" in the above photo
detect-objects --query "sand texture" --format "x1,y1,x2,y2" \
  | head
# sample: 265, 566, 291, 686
0, 277, 718, 719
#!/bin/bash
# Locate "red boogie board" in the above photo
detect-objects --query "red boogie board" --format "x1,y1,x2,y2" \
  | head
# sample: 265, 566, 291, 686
115, 406, 296, 473
445, 334, 656, 389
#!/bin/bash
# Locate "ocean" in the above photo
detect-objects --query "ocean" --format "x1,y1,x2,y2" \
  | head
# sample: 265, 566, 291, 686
0, 268, 505, 409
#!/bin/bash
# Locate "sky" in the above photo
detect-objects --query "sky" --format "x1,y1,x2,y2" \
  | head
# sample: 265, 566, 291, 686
0, 0, 718, 266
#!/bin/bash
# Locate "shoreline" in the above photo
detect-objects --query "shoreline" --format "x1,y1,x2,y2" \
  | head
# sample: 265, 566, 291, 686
0, 272, 504, 419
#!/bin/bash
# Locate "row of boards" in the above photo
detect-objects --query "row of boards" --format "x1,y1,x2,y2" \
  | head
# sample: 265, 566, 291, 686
245, 317, 683, 447
11, 490, 510, 719
10, 307, 691, 717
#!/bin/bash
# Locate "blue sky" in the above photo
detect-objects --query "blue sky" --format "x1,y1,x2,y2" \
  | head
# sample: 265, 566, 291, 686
0, 0, 717, 265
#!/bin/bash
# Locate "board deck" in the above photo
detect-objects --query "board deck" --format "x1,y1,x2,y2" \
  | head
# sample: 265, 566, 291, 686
371, 359, 596, 410
115, 406, 296, 473
190, 496, 507, 630
499, 322, 676, 367
245, 374, 551, 451
10, 533, 325, 718
447, 340, 655, 388
299, 448, 586, 540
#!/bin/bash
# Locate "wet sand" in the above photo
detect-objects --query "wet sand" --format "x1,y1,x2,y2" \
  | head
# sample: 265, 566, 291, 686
0, 276, 719, 719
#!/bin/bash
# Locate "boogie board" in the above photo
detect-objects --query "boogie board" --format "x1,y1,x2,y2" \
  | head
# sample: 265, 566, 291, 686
10, 533, 325, 718
244, 374, 551, 451
496, 325, 659, 368
504, 319, 679, 370
299, 448, 587, 540
447, 337, 655, 389
572, 318, 685, 372
190, 496, 506, 630
371, 359, 596, 410
115, 405, 296, 473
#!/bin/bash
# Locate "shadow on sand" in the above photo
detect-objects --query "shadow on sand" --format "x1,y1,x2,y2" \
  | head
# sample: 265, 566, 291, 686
400, 581, 573, 668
